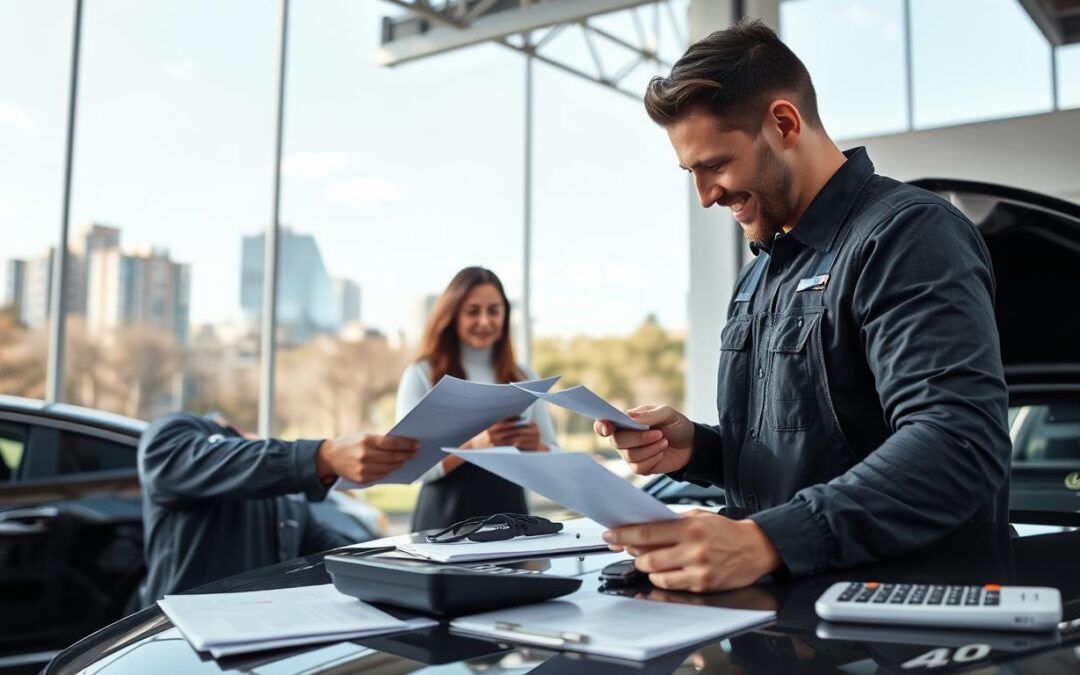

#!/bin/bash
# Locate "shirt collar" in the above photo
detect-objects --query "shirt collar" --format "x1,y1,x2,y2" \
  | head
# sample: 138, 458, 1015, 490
790, 146, 874, 252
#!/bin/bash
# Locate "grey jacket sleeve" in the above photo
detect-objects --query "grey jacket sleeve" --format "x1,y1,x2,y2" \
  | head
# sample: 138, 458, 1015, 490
749, 204, 1011, 577
138, 412, 329, 507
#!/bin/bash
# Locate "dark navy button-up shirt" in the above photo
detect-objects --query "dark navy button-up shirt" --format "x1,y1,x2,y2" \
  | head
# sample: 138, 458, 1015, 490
682, 147, 1010, 578
138, 413, 351, 604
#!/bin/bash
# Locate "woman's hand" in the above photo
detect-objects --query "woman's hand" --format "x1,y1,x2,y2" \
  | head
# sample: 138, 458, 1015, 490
468, 419, 547, 452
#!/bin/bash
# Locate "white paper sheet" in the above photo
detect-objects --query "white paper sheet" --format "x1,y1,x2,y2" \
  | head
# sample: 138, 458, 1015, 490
451, 590, 775, 661
337, 375, 560, 487
204, 617, 436, 657
158, 584, 420, 655
517, 384, 648, 431
443, 448, 677, 528
398, 517, 609, 562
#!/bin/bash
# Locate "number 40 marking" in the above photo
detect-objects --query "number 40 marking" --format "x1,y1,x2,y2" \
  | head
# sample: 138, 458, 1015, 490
902, 644, 991, 669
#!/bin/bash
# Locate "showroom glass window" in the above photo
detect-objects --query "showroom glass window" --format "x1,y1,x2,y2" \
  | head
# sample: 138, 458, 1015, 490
59, 0, 276, 429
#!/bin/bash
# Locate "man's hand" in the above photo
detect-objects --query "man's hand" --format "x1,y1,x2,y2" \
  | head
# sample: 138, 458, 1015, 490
316, 432, 420, 485
594, 405, 694, 475
602, 510, 782, 593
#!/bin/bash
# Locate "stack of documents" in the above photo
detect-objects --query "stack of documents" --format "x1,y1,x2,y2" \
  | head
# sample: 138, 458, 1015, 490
158, 584, 435, 657
443, 447, 678, 528
398, 517, 610, 563
450, 590, 775, 661
338, 375, 648, 487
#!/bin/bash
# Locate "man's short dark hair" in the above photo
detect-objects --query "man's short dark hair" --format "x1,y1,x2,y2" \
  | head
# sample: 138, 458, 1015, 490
644, 19, 821, 133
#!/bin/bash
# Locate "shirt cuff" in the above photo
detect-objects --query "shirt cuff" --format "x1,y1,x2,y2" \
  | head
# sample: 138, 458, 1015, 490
666, 422, 723, 486
748, 498, 832, 578
290, 438, 331, 502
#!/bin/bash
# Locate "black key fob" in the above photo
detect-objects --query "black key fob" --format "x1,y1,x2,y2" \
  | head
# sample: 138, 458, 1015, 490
600, 559, 649, 587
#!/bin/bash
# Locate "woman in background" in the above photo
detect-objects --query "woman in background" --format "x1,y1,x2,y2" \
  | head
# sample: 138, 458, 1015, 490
396, 266, 558, 531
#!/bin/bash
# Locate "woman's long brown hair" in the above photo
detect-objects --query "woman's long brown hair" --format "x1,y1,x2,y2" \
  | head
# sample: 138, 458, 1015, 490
418, 267, 526, 386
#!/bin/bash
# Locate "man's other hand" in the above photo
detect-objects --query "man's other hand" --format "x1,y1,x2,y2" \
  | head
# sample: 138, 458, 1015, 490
602, 510, 782, 593
593, 405, 694, 475
316, 433, 420, 485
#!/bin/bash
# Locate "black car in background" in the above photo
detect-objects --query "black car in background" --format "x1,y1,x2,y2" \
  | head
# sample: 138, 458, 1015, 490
0, 398, 386, 675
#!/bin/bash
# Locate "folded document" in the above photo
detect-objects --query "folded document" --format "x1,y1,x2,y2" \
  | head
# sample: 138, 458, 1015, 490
159, 584, 435, 657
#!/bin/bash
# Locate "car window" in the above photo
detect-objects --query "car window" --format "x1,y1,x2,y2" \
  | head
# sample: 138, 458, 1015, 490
1011, 403, 1080, 463
0, 424, 26, 482
56, 431, 136, 476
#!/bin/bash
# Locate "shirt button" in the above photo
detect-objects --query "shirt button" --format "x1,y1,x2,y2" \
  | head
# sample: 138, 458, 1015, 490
797, 318, 804, 328
749, 429, 756, 438
757, 367, 765, 379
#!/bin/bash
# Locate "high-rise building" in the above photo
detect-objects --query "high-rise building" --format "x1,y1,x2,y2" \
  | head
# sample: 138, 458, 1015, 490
4, 259, 26, 314
332, 277, 361, 326
86, 246, 191, 344
241, 228, 339, 345
5, 224, 125, 329
407, 292, 440, 348
20, 250, 54, 329
69, 223, 121, 315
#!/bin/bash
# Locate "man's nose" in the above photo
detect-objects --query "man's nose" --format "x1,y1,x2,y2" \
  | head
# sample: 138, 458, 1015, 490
694, 174, 722, 209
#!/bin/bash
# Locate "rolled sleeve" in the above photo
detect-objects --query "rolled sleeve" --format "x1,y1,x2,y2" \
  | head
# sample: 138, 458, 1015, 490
291, 438, 332, 502
749, 498, 831, 577
666, 422, 724, 486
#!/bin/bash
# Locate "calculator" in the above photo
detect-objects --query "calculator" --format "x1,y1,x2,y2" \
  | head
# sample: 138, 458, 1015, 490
815, 582, 1062, 632
324, 550, 582, 617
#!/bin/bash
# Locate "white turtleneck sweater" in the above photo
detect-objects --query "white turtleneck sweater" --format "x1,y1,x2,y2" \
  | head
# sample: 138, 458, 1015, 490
394, 345, 559, 484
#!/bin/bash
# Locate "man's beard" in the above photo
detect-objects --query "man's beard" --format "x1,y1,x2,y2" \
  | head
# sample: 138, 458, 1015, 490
739, 139, 795, 244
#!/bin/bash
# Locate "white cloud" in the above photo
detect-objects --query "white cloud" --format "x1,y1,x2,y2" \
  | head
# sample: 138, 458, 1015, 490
324, 177, 403, 209
0, 197, 14, 225
164, 61, 199, 80
0, 102, 33, 128
282, 152, 350, 179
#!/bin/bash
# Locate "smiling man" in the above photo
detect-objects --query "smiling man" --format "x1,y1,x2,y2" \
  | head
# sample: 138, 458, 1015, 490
595, 20, 1011, 592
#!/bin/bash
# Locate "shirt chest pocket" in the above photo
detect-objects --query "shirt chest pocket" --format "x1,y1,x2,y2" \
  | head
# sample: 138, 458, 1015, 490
717, 317, 753, 422
766, 312, 820, 431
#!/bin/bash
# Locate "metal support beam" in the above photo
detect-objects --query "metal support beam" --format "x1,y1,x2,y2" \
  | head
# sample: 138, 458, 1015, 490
380, 0, 676, 99
46, 0, 84, 404
259, 0, 290, 437
379, 0, 656, 64
522, 44, 534, 366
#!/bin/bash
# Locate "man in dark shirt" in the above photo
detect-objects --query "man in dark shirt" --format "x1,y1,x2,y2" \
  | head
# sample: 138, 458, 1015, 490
138, 411, 418, 605
596, 20, 1010, 592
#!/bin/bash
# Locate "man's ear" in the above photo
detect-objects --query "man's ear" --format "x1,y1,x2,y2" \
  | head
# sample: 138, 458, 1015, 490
767, 99, 802, 149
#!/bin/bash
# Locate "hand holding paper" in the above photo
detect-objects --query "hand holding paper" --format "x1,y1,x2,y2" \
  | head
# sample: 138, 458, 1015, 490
594, 404, 695, 476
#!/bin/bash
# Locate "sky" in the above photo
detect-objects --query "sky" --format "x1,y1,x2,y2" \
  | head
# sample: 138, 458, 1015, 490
1, 0, 1077, 339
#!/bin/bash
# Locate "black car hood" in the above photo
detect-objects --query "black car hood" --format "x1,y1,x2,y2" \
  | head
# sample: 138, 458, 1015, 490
910, 179, 1080, 392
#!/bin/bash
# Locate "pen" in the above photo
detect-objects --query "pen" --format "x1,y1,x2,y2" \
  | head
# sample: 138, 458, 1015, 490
494, 621, 590, 645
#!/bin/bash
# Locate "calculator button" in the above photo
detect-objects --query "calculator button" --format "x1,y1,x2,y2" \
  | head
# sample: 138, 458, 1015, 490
908, 585, 929, 604
838, 583, 862, 602
856, 587, 875, 603
946, 587, 963, 605
928, 586, 946, 605
965, 587, 982, 605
